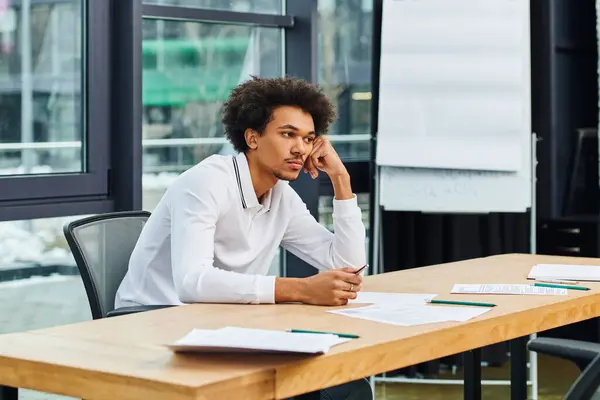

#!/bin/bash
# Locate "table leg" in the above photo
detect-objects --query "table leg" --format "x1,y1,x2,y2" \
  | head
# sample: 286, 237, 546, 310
0, 385, 17, 400
464, 348, 482, 400
510, 336, 528, 400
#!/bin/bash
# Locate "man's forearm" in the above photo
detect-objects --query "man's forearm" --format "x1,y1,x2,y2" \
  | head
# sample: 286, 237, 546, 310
274, 277, 308, 303
330, 171, 353, 200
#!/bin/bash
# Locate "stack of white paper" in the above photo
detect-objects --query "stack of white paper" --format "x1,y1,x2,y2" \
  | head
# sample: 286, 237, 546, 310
451, 284, 567, 296
528, 264, 600, 282
167, 327, 350, 355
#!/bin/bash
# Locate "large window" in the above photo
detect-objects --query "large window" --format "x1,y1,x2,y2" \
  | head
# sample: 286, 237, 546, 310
0, 214, 90, 400
139, 5, 289, 277
0, 2, 82, 176
141, 20, 283, 210
0, 0, 111, 220
317, 0, 373, 161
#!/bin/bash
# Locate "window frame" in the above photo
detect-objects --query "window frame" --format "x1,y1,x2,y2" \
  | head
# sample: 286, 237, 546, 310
142, 4, 293, 27
283, 0, 321, 278
0, 0, 112, 221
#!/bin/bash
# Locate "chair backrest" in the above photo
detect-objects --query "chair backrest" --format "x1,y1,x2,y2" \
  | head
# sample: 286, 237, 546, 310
63, 211, 151, 319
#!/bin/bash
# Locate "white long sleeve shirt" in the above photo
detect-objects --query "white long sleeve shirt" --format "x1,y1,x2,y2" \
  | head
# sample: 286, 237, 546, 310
114, 152, 366, 308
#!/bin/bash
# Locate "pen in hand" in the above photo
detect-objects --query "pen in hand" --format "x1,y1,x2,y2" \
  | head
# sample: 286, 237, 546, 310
354, 264, 369, 275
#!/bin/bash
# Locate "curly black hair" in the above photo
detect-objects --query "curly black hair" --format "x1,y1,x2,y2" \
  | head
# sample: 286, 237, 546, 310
221, 76, 337, 153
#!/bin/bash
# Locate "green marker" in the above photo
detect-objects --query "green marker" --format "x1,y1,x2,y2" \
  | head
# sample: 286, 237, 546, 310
533, 283, 590, 291
428, 299, 496, 308
287, 329, 360, 339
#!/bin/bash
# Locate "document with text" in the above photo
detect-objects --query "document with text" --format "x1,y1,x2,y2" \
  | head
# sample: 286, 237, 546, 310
451, 284, 567, 295
349, 292, 438, 307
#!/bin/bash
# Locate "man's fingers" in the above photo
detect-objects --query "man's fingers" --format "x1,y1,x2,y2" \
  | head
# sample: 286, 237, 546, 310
334, 271, 363, 285
304, 157, 317, 177
306, 141, 325, 178
309, 140, 325, 173
336, 290, 358, 300
334, 279, 351, 291
332, 275, 362, 291
311, 151, 321, 173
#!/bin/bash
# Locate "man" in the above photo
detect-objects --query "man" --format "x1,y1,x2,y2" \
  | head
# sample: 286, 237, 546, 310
115, 76, 372, 399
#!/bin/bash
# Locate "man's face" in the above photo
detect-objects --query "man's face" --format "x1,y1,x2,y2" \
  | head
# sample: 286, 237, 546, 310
249, 106, 316, 182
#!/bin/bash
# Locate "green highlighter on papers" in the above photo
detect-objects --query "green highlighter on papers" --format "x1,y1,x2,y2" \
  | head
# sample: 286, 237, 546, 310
428, 299, 496, 308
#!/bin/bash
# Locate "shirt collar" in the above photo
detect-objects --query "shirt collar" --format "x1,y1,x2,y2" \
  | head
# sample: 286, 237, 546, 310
232, 152, 260, 209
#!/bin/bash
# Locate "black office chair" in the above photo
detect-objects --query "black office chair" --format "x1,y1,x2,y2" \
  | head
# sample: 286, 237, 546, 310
63, 211, 174, 319
528, 337, 600, 399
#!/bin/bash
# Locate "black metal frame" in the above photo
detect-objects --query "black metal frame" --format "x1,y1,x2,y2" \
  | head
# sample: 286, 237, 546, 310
142, 4, 293, 27
0, 0, 113, 221
368, 0, 383, 273
112, 0, 144, 211
510, 336, 529, 399
0, 386, 17, 400
283, 0, 321, 278
464, 349, 482, 400
63, 210, 151, 319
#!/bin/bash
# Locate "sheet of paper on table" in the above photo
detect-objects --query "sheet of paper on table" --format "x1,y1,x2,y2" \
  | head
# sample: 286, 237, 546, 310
528, 264, 600, 282
167, 326, 350, 354
451, 283, 567, 295
329, 303, 490, 327
349, 292, 438, 307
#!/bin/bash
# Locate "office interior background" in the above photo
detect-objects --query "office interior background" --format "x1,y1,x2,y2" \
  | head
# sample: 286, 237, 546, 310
0, 0, 598, 398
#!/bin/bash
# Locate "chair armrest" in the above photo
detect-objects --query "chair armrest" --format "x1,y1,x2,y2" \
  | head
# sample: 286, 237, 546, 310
106, 305, 176, 318
527, 337, 600, 371
566, 353, 600, 400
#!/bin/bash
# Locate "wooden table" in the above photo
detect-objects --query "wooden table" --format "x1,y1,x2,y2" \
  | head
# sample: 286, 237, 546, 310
2, 253, 600, 400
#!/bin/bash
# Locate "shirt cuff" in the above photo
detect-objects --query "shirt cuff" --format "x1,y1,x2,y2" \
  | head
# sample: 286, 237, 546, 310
332, 194, 361, 218
256, 275, 276, 304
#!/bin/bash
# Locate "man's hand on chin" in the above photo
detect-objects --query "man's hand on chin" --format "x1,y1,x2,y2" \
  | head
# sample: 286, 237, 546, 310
303, 137, 353, 200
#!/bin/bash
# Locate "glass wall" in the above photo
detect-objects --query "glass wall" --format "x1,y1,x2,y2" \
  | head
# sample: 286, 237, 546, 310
0, 1, 83, 176
0, 0, 89, 349
0, 215, 90, 400
140, 15, 285, 277
141, 19, 283, 211
316, 0, 373, 262
317, 0, 373, 160
0, 5, 93, 398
